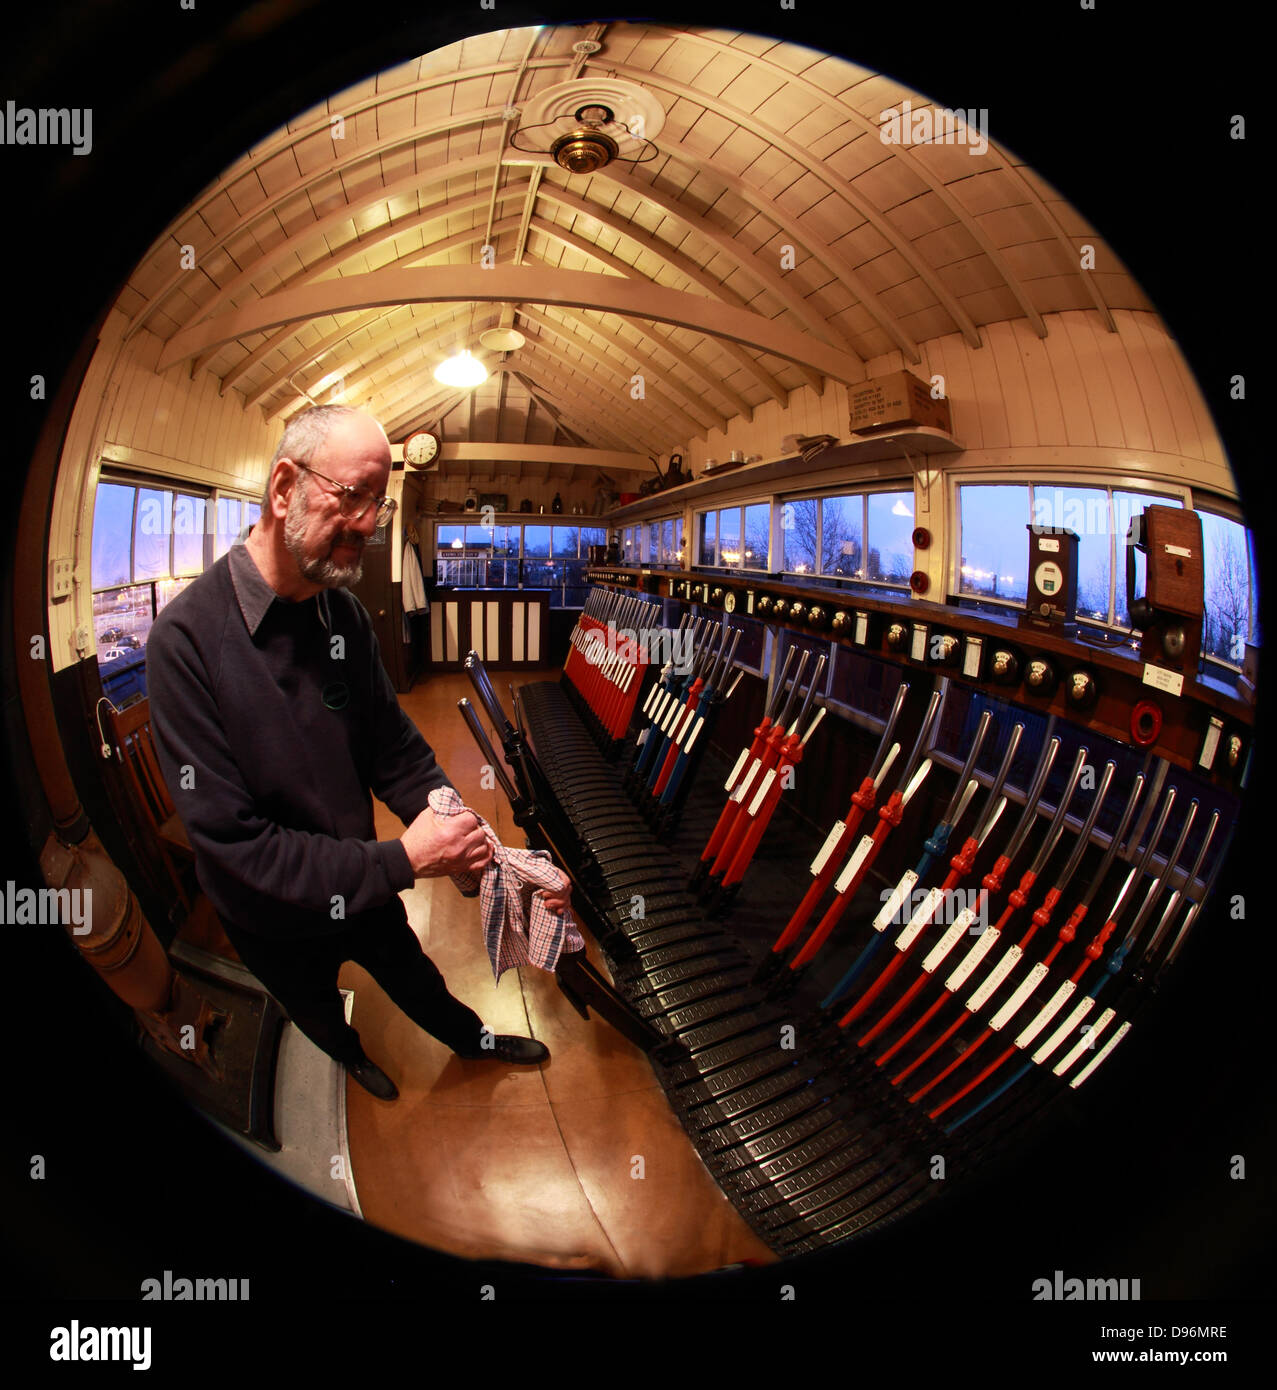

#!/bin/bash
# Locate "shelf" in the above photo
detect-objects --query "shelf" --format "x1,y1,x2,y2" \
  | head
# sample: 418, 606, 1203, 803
606, 427, 964, 522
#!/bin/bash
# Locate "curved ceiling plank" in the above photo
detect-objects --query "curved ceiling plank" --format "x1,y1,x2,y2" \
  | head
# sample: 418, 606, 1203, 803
156, 267, 865, 387
660, 27, 1049, 339
598, 58, 984, 350
517, 305, 728, 433
515, 324, 707, 445
513, 344, 670, 456
505, 364, 653, 457
647, 126, 923, 364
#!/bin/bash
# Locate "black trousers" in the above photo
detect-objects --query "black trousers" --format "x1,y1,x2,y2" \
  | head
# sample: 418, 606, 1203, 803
223, 902, 485, 1067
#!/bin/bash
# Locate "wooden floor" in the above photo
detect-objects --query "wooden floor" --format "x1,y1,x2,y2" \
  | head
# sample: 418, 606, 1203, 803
337, 670, 775, 1278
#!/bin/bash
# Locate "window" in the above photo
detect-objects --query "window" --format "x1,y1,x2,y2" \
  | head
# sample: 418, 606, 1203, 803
778, 488, 912, 587
956, 481, 1190, 630
1198, 509, 1257, 665
89, 474, 258, 672
432, 522, 607, 606
696, 503, 772, 570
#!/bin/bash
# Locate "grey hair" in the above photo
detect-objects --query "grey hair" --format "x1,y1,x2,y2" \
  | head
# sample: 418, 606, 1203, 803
260, 405, 362, 509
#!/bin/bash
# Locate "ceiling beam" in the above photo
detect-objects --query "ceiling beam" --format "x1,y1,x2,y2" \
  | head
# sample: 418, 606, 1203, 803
157, 266, 866, 386
397, 442, 647, 470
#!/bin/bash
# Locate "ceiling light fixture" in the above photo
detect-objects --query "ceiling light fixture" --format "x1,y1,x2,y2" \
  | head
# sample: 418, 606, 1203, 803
508, 79, 666, 175
433, 348, 488, 388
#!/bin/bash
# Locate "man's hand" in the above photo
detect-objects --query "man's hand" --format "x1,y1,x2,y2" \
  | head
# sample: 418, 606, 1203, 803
539, 866, 573, 915
401, 806, 492, 878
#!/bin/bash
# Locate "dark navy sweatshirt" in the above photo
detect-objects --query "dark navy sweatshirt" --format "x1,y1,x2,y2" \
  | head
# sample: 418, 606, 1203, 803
146, 541, 451, 939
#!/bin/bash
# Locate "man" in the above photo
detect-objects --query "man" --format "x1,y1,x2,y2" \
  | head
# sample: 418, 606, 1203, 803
148, 405, 564, 1102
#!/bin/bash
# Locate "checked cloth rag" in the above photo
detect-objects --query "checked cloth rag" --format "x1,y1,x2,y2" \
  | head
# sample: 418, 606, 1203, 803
428, 786, 584, 982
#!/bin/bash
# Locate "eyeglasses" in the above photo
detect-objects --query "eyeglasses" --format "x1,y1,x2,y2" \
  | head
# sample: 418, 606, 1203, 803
294, 462, 396, 527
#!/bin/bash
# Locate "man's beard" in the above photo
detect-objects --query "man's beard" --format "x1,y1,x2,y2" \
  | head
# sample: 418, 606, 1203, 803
284, 480, 365, 587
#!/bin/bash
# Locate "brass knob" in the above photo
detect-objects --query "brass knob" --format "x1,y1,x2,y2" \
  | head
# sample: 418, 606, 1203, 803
1025, 658, 1056, 695
771, 599, 789, 620
787, 602, 806, 624
991, 648, 1020, 683
806, 605, 826, 629
830, 610, 849, 634
886, 622, 907, 650
1068, 670, 1097, 708
757, 595, 773, 615
1228, 733, 1242, 768
936, 634, 960, 664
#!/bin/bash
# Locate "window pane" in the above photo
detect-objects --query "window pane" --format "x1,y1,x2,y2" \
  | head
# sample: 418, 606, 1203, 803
245, 502, 261, 529
213, 497, 242, 561
622, 526, 637, 563
523, 525, 551, 558
465, 524, 495, 553
781, 497, 818, 575
553, 526, 580, 558
697, 511, 717, 566
743, 503, 770, 571
134, 488, 173, 581
93, 584, 153, 657
91, 482, 135, 590
172, 495, 206, 577
580, 526, 606, 551
958, 484, 1029, 600
821, 494, 863, 578
659, 519, 673, 563
866, 491, 913, 584
718, 507, 741, 566
1030, 484, 1110, 622
674, 517, 684, 564
1199, 511, 1251, 663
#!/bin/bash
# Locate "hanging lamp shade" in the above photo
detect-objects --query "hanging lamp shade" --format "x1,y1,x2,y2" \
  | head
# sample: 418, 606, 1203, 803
434, 349, 488, 388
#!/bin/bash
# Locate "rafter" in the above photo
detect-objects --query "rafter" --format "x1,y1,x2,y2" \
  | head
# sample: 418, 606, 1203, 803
156, 267, 866, 387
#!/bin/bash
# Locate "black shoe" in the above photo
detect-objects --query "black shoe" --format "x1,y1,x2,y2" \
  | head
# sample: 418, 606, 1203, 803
345, 1055, 399, 1100
455, 1034, 550, 1065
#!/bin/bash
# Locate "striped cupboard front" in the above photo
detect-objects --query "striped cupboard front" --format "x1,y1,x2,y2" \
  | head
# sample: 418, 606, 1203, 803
428, 591, 549, 669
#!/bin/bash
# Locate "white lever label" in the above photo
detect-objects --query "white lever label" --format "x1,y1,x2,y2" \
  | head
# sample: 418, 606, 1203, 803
834, 836, 875, 895
730, 758, 762, 804
1033, 996, 1095, 1065
1054, 1007, 1115, 1076
922, 909, 977, 972
1070, 1020, 1131, 1088
892, 881, 938, 945
874, 872, 920, 935
748, 767, 778, 816
967, 944, 1022, 1013
990, 961, 1049, 1031
1015, 979, 1076, 1048
944, 927, 1000, 992
811, 820, 847, 876
725, 747, 751, 792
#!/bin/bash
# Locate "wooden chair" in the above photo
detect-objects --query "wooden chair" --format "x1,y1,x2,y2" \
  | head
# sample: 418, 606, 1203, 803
107, 697, 195, 912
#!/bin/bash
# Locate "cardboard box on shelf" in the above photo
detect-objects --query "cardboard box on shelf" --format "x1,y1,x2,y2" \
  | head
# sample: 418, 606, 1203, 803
848, 369, 952, 435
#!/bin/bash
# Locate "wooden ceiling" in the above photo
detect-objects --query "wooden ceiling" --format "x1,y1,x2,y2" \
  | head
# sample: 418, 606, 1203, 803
116, 20, 1154, 490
